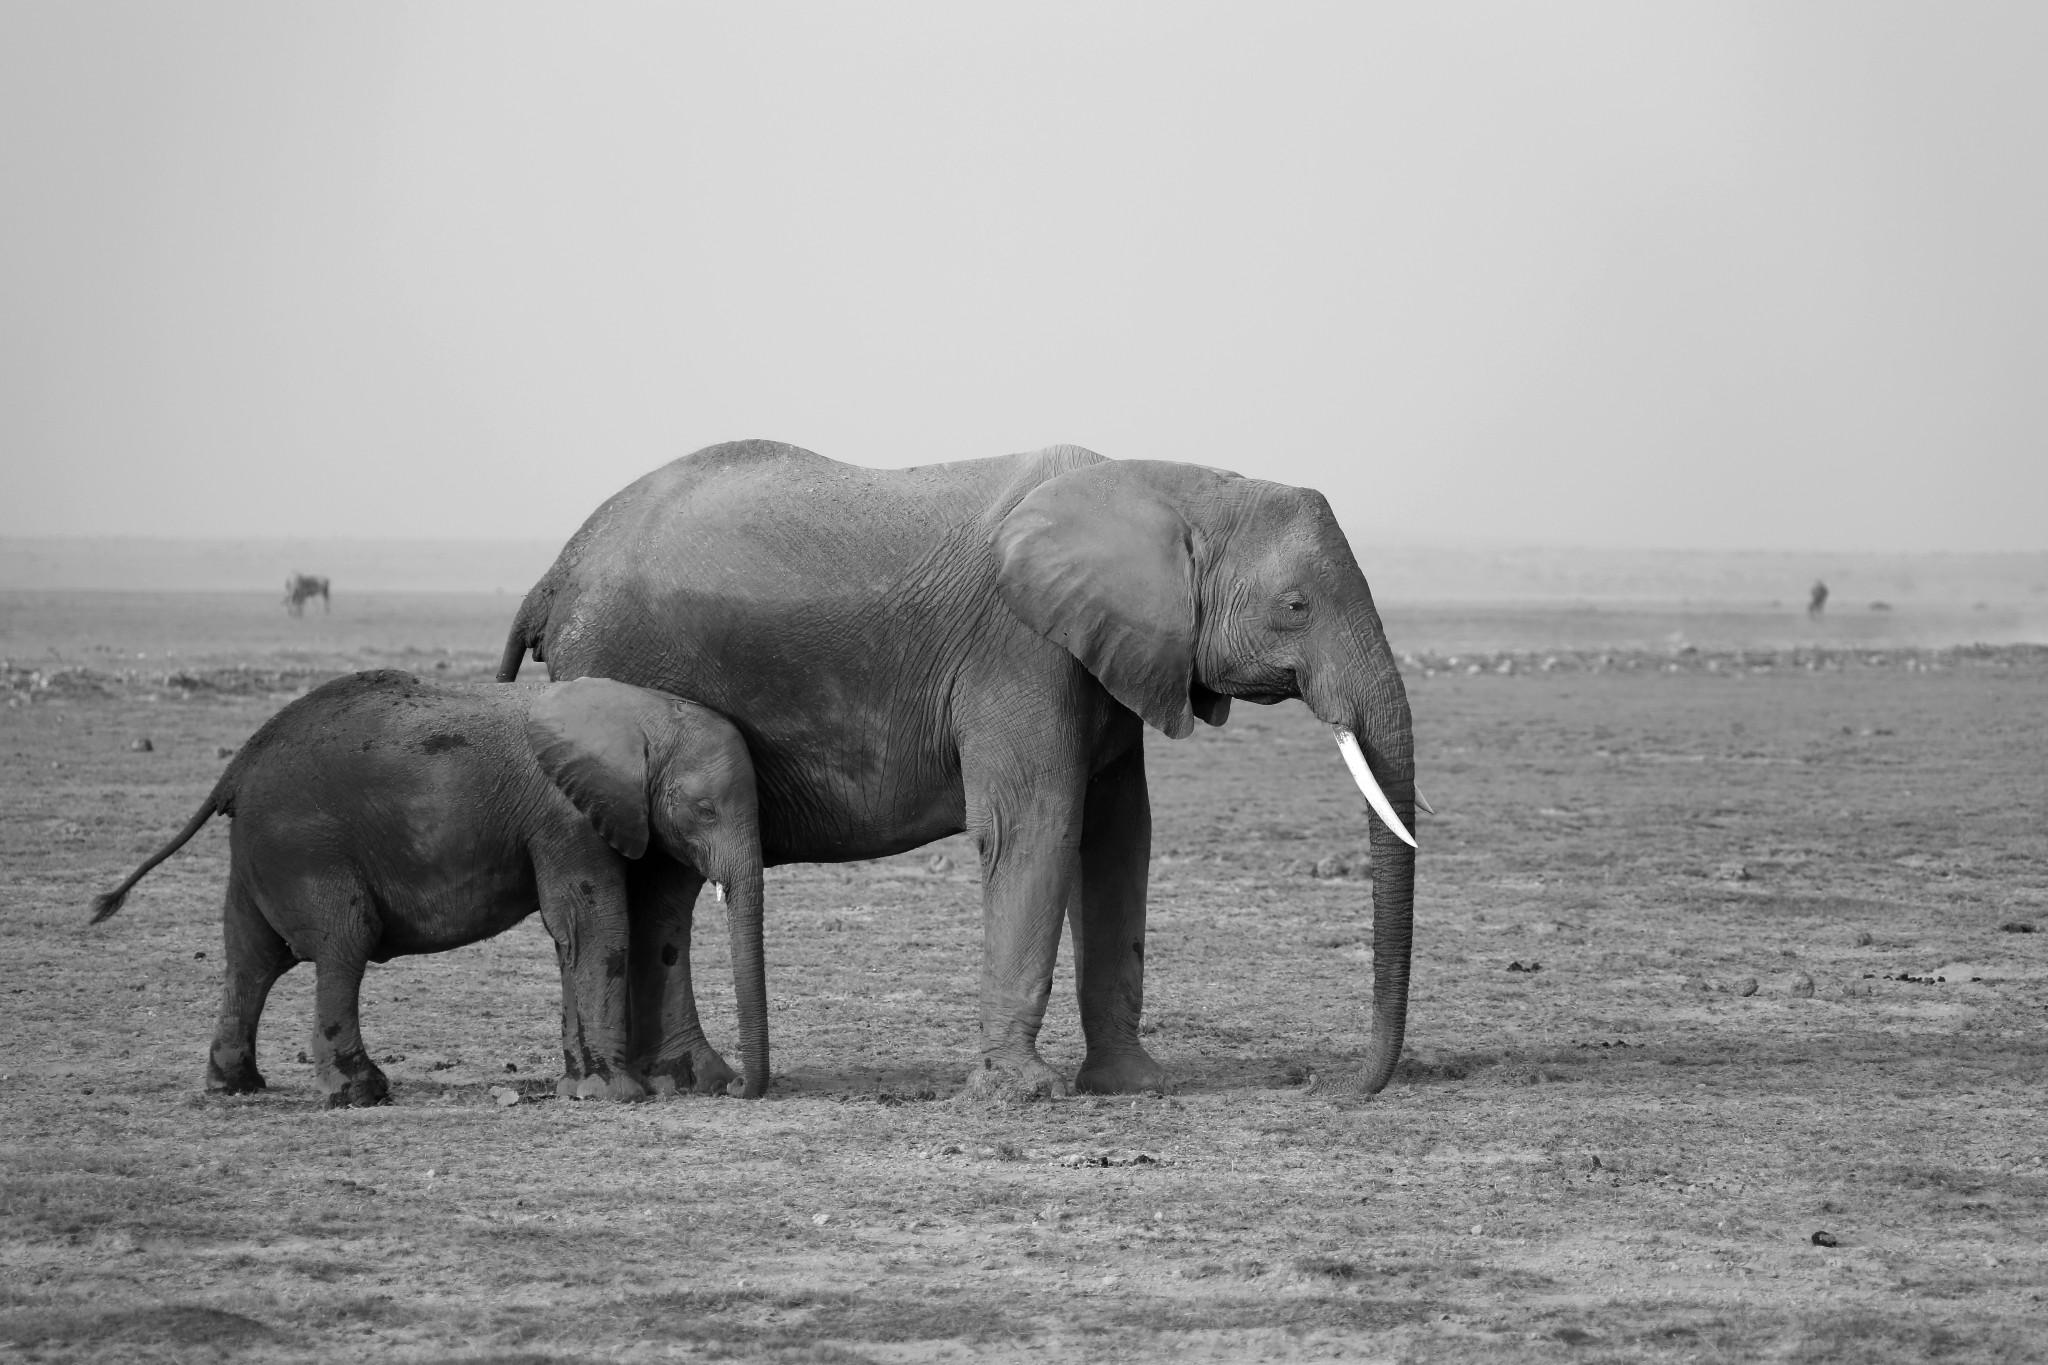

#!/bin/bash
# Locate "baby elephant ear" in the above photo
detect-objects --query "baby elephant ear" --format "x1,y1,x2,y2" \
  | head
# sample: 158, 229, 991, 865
996, 460, 1225, 740
528, 677, 666, 859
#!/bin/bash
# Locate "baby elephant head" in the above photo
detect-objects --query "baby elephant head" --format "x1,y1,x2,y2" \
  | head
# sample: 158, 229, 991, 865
527, 676, 769, 1096
525, 676, 759, 881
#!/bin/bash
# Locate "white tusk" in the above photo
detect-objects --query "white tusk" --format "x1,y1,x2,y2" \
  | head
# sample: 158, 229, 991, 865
1333, 728, 1418, 849
1415, 789, 1436, 817
711, 881, 726, 903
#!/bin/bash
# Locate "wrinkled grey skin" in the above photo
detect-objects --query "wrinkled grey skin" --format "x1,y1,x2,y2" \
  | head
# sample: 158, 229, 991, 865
501, 441, 1416, 1098
89, 671, 767, 1106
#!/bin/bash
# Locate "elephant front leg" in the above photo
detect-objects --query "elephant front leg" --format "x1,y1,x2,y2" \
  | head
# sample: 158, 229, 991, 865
627, 860, 737, 1096
552, 939, 587, 1097
1073, 742, 1170, 1095
541, 871, 646, 1101
965, 787, 1085, 1100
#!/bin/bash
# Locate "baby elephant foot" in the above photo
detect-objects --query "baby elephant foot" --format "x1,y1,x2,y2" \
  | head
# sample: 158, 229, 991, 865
321, 1054, 390, 1109
205, 1048, 266, 1095
963, 1052, 1070, 1101
636, 1056, 694, 1098
1076, 1047, 1171, 1096
689, 1048, 740, 1097
570, 1072, 648, 1102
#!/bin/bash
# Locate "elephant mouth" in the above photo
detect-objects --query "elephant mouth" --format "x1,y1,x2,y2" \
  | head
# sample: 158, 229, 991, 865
1208, 666, 1299, 708
1232, 689, 1292, 705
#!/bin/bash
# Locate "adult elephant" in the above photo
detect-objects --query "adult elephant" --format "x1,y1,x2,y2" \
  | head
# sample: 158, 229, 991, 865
498, 440, 1418, 1098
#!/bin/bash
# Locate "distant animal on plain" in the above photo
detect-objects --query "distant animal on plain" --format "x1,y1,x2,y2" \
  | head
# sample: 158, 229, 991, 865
1808, 580, 1829, 618
86, 671, 767, 1107
284, 574, 329, 615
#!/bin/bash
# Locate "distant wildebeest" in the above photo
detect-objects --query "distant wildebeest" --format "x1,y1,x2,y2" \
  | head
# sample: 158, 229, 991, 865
284, 574, 329, 616
1808, 579, 1828, 619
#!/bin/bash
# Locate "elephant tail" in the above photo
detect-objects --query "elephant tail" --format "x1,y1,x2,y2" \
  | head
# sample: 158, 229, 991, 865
89, 776, 234, 924
497, 572, 556, 682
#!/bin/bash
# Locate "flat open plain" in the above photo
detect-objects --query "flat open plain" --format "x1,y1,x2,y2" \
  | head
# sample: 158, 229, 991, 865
2, 591, 2045, 1362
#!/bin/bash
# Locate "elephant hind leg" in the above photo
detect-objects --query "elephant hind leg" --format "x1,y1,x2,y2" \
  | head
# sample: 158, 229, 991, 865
291, 878, 389, 1108
313, 951, 388, 1108
205, 881, 297, 1094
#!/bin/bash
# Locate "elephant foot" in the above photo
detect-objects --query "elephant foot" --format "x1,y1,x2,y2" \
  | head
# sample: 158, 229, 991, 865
1076, 1047, 1171, 1096
689, 1048, 740, 1097
638, 1047, 739, 1097
637, 1054, 693, 1097
567, 1071, 649, 1102
320, 1056, 390, 1109
205, 1049, 266, 1095
963, 1051, 1069, 1101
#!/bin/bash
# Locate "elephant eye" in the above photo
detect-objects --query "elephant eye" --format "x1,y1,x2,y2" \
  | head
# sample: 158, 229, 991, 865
1268, 591, 1310, 631
694, 798, 719, 822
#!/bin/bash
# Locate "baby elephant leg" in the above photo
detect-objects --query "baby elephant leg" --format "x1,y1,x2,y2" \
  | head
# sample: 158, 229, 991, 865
299, 880, 388, 1107
541, 870, 645, 1101
205, 881, 297, 1093
629, 860, 737, 1096
312, 953, 389, 1107
552, 938, 585, 1097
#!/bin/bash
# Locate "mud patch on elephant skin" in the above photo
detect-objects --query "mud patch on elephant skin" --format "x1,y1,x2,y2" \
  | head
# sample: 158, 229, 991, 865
419, 732, 469, 754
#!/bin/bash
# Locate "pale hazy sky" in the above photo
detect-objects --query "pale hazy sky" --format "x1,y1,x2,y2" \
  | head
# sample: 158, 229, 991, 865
2, 3, 2042, 551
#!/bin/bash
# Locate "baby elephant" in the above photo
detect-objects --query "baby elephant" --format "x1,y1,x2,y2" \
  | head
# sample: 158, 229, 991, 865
89, 671, 767, 1106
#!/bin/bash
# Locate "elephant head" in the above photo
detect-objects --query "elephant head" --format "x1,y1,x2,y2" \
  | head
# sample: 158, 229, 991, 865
995, 459, 1417, 1096
527, 677, 769, 1097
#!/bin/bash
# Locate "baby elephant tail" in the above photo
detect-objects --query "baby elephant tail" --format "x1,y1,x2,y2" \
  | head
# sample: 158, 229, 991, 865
89, 782, 229, 924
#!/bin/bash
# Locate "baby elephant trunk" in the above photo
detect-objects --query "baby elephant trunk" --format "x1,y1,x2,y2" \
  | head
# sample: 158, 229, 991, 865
715, 855, 769, 1098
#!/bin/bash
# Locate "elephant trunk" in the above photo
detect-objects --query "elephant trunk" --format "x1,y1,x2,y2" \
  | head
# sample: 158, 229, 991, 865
718, 843, 770, 1099
1355, 766, 1416, 1095
1305, 623, 1416, 1099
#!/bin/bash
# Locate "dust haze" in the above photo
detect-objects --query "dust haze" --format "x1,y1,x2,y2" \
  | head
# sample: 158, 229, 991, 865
3, 4, 2044, 552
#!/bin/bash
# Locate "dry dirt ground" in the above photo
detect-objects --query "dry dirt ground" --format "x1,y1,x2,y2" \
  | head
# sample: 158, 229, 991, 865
3, 592, 2045, 1363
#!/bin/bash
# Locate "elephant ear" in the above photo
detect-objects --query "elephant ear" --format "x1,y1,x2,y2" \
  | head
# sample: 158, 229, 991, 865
528, 677, 668, 859
995, 460, 1229, 740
